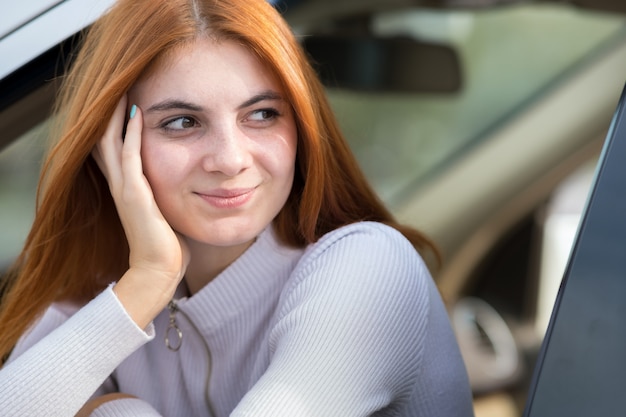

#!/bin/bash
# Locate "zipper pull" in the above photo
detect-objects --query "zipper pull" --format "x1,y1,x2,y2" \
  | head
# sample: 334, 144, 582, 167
165, 300, 183, 351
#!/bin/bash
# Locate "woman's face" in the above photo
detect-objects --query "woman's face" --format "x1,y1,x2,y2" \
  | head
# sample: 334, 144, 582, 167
129, 38, 297, 254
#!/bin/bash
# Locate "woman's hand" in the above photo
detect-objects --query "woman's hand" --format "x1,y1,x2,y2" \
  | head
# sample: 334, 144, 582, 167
92, 96, 189, 328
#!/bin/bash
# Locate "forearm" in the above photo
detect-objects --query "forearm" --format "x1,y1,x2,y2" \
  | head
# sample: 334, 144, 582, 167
0, 287, 153, 416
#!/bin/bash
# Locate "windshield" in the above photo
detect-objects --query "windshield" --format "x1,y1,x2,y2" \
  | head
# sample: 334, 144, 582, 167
328, 5, 626, 206
1, 4, 625, 267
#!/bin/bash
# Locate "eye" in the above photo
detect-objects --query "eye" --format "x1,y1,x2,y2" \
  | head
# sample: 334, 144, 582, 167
248, 108, 279, 122
162, 116, 198, 131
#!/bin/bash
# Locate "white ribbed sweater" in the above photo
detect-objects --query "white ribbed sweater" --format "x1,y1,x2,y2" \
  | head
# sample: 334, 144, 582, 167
0, 222, 474, 416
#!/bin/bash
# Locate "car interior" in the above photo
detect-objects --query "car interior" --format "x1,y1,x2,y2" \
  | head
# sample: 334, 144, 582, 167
1, 1, 626, 416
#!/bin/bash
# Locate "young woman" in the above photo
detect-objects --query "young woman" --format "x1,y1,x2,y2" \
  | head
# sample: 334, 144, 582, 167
0, 0, 474, 415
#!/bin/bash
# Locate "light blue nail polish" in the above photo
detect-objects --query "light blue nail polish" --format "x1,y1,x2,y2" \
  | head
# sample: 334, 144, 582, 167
129, 104, 137, 119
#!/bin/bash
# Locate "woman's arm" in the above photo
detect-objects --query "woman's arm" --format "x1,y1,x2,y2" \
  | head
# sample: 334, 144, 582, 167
232, 223, 473, 417
92, 97, 189, 328
233, 225, 427, 416
0, 286, 154, 416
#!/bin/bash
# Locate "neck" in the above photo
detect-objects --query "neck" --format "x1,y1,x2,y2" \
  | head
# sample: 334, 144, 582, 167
183, 239, 255, 295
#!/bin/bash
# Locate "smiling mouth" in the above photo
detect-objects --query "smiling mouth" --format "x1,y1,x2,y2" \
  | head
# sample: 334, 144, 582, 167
196, 188, 255, 209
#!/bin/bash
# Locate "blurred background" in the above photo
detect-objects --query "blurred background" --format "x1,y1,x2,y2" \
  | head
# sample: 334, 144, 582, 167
1, 1, 626, 416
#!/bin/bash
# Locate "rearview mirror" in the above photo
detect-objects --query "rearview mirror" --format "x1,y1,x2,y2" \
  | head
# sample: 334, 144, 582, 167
302, 35, 463, 93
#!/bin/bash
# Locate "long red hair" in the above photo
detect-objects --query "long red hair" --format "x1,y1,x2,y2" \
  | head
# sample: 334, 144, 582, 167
0, 0, 437, 362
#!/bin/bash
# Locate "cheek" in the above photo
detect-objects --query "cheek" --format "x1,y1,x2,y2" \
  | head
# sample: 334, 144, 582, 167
263, 138, 297, 184
140, 140, 187, 194
271, 125, 298, 178
140, 141, 162, 187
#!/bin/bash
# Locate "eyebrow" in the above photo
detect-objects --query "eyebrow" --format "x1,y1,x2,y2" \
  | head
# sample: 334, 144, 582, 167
146, 100, 203, 113
145, 91, 285, 114
237, 90, 284, 110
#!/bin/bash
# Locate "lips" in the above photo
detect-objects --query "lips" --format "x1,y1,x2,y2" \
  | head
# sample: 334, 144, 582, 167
196, 187, 256, 209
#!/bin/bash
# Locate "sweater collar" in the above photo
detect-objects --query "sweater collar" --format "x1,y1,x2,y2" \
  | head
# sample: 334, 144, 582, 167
173, 226, 303, 329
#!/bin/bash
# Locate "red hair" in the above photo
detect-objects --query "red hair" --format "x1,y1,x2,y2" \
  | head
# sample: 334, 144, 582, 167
0, 0, 437, 362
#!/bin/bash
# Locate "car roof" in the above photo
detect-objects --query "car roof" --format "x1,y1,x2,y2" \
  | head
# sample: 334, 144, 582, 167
0, 0, 116, 81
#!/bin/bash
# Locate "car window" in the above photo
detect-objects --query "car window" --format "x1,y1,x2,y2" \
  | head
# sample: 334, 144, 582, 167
1, 4, 625, 269
0, 120, 48, 270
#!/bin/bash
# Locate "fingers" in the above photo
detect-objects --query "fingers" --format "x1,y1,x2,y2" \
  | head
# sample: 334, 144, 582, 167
92, 96, 147, 206
93, 96, 129, 187
121, 104, 144, 192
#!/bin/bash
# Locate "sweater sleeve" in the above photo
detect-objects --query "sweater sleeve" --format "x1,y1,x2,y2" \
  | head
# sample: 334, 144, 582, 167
232, 223, 435, 416
89, 398, 163, 417
0, 285, 155, 417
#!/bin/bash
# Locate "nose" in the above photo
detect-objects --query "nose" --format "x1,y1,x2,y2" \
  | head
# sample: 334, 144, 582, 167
202, 123, 253, 177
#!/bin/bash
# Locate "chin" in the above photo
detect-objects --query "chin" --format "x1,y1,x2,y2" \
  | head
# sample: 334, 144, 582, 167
187, 224, 264, 248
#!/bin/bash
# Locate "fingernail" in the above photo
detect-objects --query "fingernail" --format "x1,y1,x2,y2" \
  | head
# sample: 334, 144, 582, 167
129, 104, 137, 119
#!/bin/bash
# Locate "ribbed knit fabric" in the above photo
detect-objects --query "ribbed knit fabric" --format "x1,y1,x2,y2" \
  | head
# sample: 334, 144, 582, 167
1, 285, 153, 416
0, 222, 474, 417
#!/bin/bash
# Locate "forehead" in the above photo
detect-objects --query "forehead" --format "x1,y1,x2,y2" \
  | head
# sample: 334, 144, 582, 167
131, 37, 283, 103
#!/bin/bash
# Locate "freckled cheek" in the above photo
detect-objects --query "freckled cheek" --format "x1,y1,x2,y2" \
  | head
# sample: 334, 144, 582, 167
259, 143, 295, 181
140, 140, 190, 194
